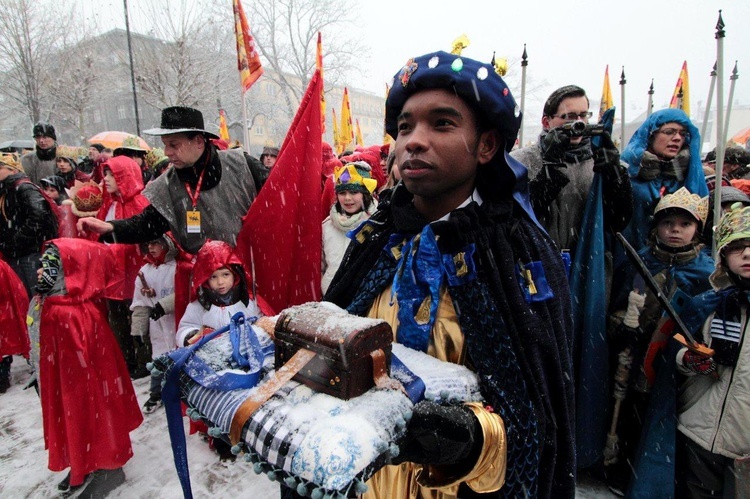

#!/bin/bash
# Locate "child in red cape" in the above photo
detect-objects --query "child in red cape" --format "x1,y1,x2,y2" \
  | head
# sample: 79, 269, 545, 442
36, 238, 143, 497
0, 258, 30, 393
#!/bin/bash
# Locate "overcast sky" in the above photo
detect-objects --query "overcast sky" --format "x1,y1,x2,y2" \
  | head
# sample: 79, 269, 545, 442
77, 0, 749, 122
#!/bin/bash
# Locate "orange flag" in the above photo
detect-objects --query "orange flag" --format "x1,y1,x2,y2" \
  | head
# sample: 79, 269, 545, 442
339, 87, 354, 154
355, 119, 364, 146
316, 32, 326, 134
599, 65, 613, 120
669, 61, 690, 115
236, 71, 323, 312
233, 0, 263, 92
218, 109, 230, 140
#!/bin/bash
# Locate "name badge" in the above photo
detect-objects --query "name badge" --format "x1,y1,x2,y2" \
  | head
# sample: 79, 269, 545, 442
186, 210, 201, 234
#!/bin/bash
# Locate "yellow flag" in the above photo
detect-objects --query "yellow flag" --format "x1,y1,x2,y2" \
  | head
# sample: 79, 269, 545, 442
218, 109, 230, 140
332, 109, 340, 153
316, 32, 325, 134
339, 87, 354, 154
355, 119, 364, 146
383, 83, 393, 145
669, 61, 690, 115
599, 65, 613, 120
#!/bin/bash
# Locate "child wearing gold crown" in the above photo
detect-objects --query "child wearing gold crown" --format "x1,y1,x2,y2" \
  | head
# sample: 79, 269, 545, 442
320, 161, 378, 294
671, 203, 750, 498
604, 187, 715, 495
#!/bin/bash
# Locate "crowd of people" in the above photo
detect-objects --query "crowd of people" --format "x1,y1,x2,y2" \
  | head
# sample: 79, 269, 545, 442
1, 48, 750, 499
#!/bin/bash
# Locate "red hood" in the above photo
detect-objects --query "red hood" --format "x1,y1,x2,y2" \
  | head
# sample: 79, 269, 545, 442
45, 238, 120, 303
190, 240, 249, 301
97, 156, 149, 221
101, 156, 145, 203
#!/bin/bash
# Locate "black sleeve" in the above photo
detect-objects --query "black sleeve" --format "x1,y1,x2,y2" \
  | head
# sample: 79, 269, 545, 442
12, 184, 57, 250
528, 164, 570, 219
105, 204, 172, 244
244, 152, 270, 192
601, 163, 633, 233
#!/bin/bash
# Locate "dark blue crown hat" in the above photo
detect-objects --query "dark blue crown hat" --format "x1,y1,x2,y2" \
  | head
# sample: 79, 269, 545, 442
384, 50, 538, 226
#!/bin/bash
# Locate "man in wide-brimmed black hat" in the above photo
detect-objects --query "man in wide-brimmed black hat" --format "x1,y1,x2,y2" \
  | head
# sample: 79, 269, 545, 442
78, 106, 262, 254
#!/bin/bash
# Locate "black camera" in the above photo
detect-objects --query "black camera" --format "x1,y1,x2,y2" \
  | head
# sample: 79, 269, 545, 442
560, 121, 605, 137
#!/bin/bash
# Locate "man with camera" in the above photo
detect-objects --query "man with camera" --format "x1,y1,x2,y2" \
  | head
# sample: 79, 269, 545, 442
511, 85, 631, 253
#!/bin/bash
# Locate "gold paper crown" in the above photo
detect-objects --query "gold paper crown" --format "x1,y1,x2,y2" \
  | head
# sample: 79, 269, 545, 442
450, 34, 470, 55
0, 153, 22, 171
56, 144, 85, 160
145, 148, 167, 169
716, 203, 750, 252
654, 187, 709, 225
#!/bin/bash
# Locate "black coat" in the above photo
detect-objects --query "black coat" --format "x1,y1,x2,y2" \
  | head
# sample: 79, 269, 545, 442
0, 173, 58, 258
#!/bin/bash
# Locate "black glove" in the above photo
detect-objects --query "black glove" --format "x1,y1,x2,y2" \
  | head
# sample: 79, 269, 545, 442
149, 303, 166, 321
393, 401, 481, 466
592, 132, 621, 174
540, 127, 571, 164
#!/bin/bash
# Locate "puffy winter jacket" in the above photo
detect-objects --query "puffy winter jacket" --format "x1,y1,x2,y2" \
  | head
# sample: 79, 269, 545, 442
677, 307, 750, 459
0, 173, 58, 258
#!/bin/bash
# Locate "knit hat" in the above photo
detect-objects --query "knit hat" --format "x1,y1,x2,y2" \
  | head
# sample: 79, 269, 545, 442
0, 153, 23, 172
718, 186, 750, 206
35, 244, 61, 295
90, 143, 105, 153
32, 123, 56, 140
261, 146, 279, 158
715, 203, 750, 253
334, 161, 377, 194
41, 175, 67, 194
653, 187, 709, 229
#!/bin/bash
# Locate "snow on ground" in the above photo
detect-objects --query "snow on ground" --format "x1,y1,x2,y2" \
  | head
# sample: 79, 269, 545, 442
0, 356, 615, 498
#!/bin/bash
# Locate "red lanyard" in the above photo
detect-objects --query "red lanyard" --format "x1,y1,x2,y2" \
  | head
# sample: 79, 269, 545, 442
185, 167, 206, 210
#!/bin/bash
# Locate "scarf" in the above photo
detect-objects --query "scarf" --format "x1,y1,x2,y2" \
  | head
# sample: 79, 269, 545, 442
637, 149, 690, 181
36, 145, 56, 161
329, 201, 376, 233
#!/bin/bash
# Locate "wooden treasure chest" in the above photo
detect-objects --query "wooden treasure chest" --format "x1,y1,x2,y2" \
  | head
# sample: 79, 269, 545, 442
274, 302, 393, 400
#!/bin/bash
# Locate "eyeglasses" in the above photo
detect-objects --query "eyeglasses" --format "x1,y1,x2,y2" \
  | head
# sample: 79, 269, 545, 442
551, 111, 593, 121
724, 240, 750, 256
657, 128, 689, 138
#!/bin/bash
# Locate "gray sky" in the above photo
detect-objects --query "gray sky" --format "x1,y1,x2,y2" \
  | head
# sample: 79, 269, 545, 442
77, 0, 750, 122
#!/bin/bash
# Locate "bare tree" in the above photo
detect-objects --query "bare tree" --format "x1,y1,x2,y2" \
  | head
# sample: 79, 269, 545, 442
248, 0, 366, 118
131, 0, 221, 110
0, 0, 71, 125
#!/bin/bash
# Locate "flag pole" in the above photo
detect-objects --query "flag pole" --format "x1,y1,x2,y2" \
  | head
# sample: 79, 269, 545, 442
647, 79, 654, 118
519, 44, 528, 147
723, 61, 739, 141
619, 67, 626, 152
241, 90, 250, 150
676, 85, 684, 111
712, 10, 726, 260
700, 62, 717, 150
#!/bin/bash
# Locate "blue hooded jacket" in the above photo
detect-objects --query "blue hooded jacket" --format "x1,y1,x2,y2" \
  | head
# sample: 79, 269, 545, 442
619, 109, 707, 259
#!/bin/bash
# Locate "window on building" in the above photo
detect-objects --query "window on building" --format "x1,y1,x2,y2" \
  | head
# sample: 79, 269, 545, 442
118, 104, 127, 120
93, 109, 102, 123
266, 84, 275, 96
254, 125, 265, 136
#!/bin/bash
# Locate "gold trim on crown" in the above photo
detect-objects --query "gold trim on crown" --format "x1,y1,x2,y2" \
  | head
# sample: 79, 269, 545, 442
654, 187, 709, 224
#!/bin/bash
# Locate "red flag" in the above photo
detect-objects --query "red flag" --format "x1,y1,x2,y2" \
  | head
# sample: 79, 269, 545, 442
236, 71, 323, 312
233, 0, 263, 92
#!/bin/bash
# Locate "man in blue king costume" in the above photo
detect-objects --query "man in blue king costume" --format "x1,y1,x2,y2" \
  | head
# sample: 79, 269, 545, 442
317, 51, 575, 498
